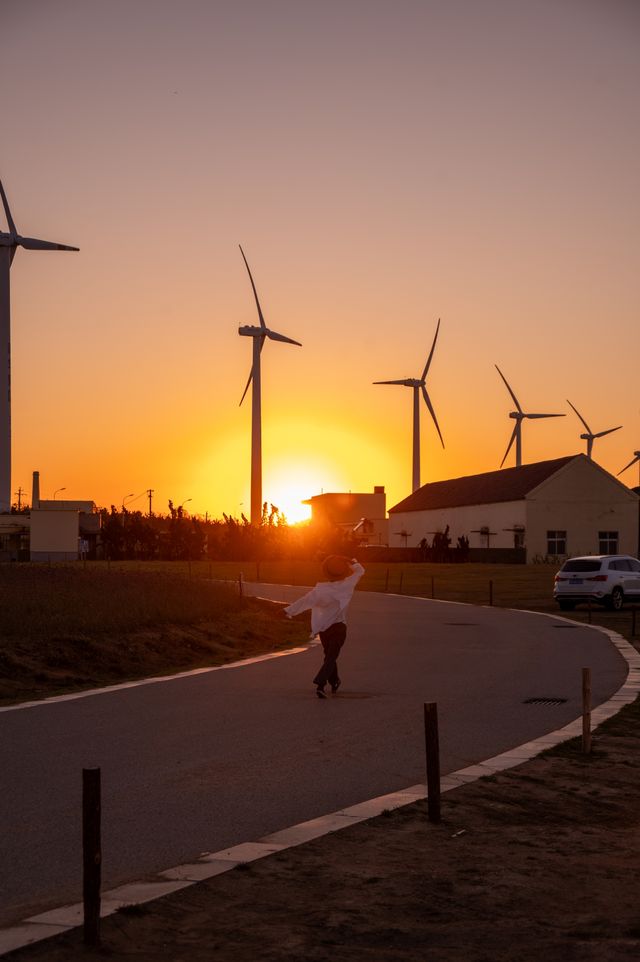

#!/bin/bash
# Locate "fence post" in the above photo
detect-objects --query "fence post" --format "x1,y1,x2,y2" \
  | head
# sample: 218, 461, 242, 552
424, 703, 441, 823
256, 561, 260, 582
238, 572, 244, 597
431, 575, 435, 599
398, 571, 404, 594
582, 667, 592, 755
489, 579, 493, 606
208, 562, 212, 581
83, 768, 101, 946
384, 569, 389, 592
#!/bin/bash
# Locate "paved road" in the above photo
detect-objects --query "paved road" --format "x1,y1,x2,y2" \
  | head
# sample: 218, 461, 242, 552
0, 587, 627, 926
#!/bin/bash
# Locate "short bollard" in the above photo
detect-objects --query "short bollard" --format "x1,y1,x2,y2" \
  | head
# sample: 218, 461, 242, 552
582, 667, 592, 755
424, 703, 441, 823
83, 767, 101, 946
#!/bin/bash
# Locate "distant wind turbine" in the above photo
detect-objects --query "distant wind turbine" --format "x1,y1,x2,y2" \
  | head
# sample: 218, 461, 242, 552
373, 319, 444, 492
238, 245, 301, 525
617, 450, 640, 486
566, 400, 622, 459
495, 365, 565, 468
0, 179, 78, 512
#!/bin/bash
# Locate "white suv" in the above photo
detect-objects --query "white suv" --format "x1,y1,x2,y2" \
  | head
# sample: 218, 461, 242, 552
553, 555, 640, 611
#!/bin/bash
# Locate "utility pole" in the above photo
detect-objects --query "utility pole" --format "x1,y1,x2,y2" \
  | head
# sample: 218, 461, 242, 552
147, 488, 154, 516
14, 486, 23, 510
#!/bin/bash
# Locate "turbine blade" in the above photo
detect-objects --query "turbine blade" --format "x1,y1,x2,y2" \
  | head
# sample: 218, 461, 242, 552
501, 424, 518, 467
239, 244, 267, 329
0, 180, 17, 235
421, 384, 445, 447
373, 379, 410, 386
617, 455, 640, 476
421, 317, 441, 381
566, 399, 591, 433
495, 365, 522, 412
593, 425, 622, 439
524, 413, 565, 419
265, 329, 302, 346
18, 235, 79, 252
239, 366, 254, 406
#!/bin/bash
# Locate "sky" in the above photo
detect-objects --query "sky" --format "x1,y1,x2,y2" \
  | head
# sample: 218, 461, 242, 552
2, 0, 639, 522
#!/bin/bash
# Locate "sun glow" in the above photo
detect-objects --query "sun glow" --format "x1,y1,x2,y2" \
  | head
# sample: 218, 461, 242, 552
264, 458, 344, 524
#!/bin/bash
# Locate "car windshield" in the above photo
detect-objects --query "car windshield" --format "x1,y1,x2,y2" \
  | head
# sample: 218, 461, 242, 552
562, 560, 602, 573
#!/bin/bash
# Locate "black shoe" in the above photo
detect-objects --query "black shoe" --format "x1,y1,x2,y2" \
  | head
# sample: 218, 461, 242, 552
331, 681, 341, 694
316, 687, 327, 699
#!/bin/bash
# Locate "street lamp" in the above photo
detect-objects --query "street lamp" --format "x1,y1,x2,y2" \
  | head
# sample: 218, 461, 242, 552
179, 498, 192, 514
53, 487, 66, 500
122, 493, 135, 527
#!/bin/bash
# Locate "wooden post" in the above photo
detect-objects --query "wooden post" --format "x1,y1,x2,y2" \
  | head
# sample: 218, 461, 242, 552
582, 667, 592, 755
399, 571, 404, 594
489, 579, 493, 606
384, 569, 389, 592
83, 768, 101, 946
424, 703, 441, 823
256, 561, 260, 582
208, 562, 212, 581
238, 572, 244, 597
431, 575, 435, 599
188, 558, 192, 579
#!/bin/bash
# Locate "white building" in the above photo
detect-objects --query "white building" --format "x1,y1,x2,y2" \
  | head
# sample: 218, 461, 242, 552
389, 455, 640, 562
303, 486, 388, 546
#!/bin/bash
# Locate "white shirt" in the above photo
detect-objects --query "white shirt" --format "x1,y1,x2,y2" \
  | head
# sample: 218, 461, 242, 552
284, 561, 365, 634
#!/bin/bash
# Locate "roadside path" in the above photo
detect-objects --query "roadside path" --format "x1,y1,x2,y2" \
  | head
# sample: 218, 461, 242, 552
0, 587, 627, 929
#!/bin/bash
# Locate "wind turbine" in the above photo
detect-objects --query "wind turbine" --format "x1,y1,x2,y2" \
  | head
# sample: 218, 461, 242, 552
373, 319, 444, 492
566, 400, 622, 459
618, 451, 640, 487
238, 245, 301, 525
0, 179, 78, 512
495, 365, 565, 468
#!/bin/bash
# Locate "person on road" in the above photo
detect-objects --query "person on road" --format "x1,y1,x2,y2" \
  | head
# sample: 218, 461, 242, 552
284, 555, 365, 699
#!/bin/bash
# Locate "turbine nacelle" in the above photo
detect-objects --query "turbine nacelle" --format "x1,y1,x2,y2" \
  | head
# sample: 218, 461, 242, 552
0, 180, 79, 254
496, 364, 564, 467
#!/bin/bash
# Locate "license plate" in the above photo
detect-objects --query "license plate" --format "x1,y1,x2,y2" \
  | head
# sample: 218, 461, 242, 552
569, 578, 583, 585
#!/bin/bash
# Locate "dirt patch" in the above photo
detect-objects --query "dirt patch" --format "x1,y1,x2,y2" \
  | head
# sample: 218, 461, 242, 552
6, 696, 640, 962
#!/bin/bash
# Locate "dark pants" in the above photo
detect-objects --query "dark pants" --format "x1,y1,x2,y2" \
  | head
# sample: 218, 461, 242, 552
313, 621, 347, 689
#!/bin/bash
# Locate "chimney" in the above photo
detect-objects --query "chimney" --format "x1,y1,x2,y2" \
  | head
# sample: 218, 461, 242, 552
32, 471, 40, 510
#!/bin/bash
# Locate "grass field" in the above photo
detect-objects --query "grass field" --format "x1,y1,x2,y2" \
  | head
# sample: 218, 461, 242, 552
1, 560, 637, 706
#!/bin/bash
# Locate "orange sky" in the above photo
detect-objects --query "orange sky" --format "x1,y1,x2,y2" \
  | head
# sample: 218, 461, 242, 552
3, 0, 640, 522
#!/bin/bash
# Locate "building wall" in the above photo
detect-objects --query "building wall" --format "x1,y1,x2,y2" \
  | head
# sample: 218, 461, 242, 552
525, 458, 639, 559
30, 509, 79, 561
389, 500, 526, 550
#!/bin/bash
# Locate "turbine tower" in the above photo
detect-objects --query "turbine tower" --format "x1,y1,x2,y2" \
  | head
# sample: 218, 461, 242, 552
495, 365, 565, 468
373, 319, 444, 492
0, 180, 78, 512
566, 400, 622, 459
618, 451, 640, 487
238, 245, 301, 525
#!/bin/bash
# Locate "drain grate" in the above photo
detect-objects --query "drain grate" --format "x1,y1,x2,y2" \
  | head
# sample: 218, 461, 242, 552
524, 697, 568, 706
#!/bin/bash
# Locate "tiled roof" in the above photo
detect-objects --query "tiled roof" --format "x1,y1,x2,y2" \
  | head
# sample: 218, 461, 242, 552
389, 456, 578, 513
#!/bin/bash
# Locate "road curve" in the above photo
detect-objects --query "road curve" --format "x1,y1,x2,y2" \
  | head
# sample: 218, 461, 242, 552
0, 587, 627, 926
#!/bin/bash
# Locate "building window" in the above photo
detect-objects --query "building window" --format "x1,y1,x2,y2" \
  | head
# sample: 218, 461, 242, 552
547, 530, 567, 556
598, 531, 618, 554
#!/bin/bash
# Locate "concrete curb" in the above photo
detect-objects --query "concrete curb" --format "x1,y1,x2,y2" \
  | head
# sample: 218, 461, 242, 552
1, 608, 637, 957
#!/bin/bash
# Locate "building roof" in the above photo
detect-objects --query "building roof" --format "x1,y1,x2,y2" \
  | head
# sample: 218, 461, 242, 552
389, 456, 578, 514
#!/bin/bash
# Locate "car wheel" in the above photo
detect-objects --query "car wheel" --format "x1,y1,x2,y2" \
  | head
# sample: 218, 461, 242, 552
558, 600, 576, 611
605, 586, 624, 611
